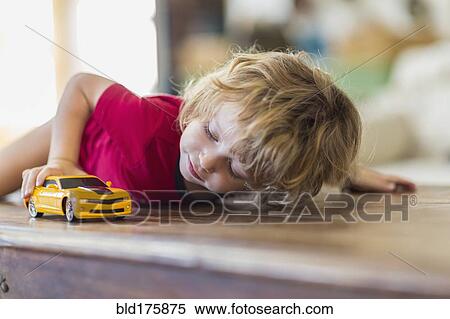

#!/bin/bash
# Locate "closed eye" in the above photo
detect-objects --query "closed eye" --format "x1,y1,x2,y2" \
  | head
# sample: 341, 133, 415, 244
203, 122, 218, 142
204, 121, 243, 180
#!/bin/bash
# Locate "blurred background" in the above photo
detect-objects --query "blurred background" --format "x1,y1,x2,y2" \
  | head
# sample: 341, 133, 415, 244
1, 0, 450, 185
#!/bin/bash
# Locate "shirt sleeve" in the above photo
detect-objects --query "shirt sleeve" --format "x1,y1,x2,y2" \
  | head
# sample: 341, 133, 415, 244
92, 83, 171, 164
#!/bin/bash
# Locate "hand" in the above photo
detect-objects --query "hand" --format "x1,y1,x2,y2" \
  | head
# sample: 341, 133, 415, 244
342, 166, 416, 193
21, 158, 87, 199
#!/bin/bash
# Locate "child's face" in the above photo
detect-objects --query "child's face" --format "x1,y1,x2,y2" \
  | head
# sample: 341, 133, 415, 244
179, 103, 249, 193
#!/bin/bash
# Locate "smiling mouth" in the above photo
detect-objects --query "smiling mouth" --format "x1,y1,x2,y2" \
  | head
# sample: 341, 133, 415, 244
188, 155, 203, 181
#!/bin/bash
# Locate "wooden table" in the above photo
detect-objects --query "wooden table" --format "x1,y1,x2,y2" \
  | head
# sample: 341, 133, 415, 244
1, 186, 450, 298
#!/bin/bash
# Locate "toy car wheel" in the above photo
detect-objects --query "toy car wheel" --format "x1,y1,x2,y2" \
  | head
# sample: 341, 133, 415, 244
65, 198, 78, 223
28, 198, 43, 218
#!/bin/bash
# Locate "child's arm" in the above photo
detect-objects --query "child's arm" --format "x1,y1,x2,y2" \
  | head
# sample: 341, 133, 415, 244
342, 165, 416, 193
21, 73, 115, 199
0, 119, 52, 198
48, 73, 115, 165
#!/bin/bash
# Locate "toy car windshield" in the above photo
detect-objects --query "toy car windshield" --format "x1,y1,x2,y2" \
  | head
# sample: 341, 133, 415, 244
59, 177, 107, 189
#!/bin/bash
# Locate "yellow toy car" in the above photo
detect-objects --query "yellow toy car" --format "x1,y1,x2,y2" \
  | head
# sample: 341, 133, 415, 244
24, 175, 132, 222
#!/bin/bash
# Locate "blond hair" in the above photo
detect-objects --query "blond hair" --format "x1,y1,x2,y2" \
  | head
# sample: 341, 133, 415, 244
178, 49, 361, 199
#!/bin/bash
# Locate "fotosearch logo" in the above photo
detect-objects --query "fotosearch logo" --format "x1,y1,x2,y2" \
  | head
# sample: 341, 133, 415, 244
98, 190, 417, 226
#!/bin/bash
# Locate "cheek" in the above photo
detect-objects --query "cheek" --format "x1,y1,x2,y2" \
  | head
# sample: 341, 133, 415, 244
179, 129, 192, 153
180, 121, 204, 151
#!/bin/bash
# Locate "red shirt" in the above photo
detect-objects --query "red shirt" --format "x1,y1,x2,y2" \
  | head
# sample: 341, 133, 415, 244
78, 83, 185, 201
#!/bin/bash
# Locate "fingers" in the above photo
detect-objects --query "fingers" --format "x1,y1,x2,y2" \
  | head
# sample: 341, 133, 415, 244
343, 166, 417, 194
386, 174, 413, 184
21, 167, 41, 199
21, 169, 30, 199
363, 177, 395, 192
349, 174, 397, 193
35, 166, 64, 187
21, 166, 64, 199
386, 175, 417, 192
35, 167, 52, 187
394, 180, 416, 191
363, 168, 416, 193
377, 180, 396, 192
368, 176, 418, 193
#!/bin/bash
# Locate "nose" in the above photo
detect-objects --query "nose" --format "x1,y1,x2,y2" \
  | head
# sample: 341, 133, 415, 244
199, 151, 223, 174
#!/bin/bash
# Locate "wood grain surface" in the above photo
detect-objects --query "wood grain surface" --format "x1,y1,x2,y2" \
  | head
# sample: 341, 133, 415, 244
0, 186, 449, 298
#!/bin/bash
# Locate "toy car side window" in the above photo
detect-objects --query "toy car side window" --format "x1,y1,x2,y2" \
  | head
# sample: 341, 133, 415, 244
43, 180, 58, 188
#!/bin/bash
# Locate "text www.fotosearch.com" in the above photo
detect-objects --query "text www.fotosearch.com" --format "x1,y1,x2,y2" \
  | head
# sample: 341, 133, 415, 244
195, 302, 333, 315
116, 302, 334, 316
